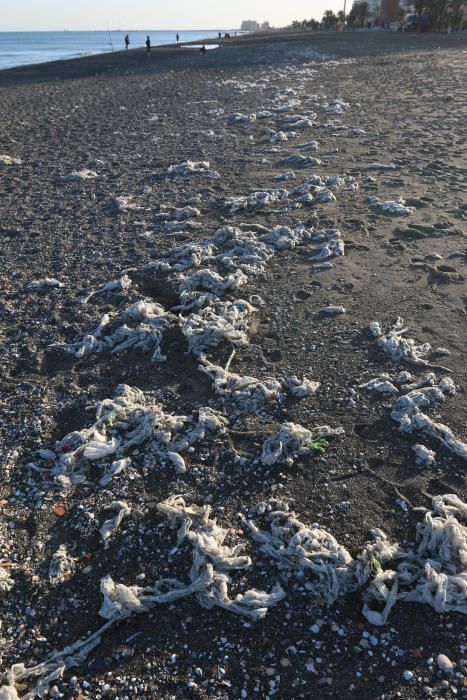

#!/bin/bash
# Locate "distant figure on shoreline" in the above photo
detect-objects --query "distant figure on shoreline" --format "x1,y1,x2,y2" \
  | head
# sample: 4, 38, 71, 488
218, 32, 221, 40
200, 44, 206, 55
146, 36, 151, 54
176, 33, 180, 43
124, 34, 130, 50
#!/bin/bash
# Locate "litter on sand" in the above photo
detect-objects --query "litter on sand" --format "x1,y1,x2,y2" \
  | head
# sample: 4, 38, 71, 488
27, 278, 64, 290
61, 169, 98, 182
261, 422, 344, 465
369, 197, 414, 216
167, 161, 220, 179
375, 317, 433, 366
246, 493, 467, 626
0, 154, 22, 165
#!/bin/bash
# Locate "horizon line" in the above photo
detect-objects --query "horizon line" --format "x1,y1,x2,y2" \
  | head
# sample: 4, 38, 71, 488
0, 28, 245, 33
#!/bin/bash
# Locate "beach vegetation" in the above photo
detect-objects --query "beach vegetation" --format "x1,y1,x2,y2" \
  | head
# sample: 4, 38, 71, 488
347, 1, 370, 27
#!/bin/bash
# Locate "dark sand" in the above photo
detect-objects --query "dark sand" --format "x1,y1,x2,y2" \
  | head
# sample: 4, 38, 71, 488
0, 30, 466, 699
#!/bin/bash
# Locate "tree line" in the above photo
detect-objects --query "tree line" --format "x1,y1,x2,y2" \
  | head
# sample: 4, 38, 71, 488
290, 0, 465, 31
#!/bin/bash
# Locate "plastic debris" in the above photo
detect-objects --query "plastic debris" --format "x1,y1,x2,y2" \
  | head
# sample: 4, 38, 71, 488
376, 317, 432, 366
322, 305, 346, 316
369, 321, 383, 337
261, 422, 344, 465
0, 155, 22, 165
182, 299, 254, 356
391, 380, 467, 460
225, 189, 288, 214
246, 493, 467, 625
61, 169, 98, 182
309, 230, 344, 261
27, 278, 64, 290
167, 161, 220, 179
412, 444, 436, 467
82, 273, 132, 303
99, 501, 132, 548
360, 375, 399, 395
99, 458, 131, 487
369, 197, 414, 216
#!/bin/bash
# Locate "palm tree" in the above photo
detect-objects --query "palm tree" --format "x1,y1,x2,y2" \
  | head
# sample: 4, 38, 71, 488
322, 9, 339, 28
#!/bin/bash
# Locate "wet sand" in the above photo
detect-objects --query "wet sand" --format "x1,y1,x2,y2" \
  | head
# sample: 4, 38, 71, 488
0, 30, 466, 699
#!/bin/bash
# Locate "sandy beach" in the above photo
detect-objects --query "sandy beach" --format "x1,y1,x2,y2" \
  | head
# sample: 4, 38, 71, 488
0, 30, 466, 699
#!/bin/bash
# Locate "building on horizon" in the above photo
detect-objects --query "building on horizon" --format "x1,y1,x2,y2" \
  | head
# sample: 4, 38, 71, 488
241, 20, 260, 31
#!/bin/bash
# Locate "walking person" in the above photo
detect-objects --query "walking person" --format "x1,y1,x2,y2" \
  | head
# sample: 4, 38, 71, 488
124, 34, 130, 50
146, 36, 151, 55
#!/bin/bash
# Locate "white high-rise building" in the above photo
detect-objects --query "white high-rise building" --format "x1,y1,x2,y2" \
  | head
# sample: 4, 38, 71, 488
241, 20, 260, 31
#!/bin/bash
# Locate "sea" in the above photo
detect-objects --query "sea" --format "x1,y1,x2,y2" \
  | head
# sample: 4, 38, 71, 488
0, 30, 233, 71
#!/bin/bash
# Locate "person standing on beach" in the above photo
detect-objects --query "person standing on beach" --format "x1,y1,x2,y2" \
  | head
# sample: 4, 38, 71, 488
176, 33, 180, 43
200, 44, 206, 55
146, 36, 151, 54
125, 34, 130, 50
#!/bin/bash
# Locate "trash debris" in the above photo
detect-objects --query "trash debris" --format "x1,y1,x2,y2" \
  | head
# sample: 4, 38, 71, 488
0, 154, 22, 165
225, 189, 288, 214
246, 493, 467, 625
27, 278, 64, 290
167, 161, 220, 179
99, 501, 132, 548
322, 305, 346, 316
412, 444, 436, 467
99, 458, 131, 487
369, 197, 414, 216
391, 379, 467, 460
61, 169, 98, 182
82, 273, 132, 303
309, 230, 344, 261
375, 318, 433, 366
359, 375, 399, 395
261, 422, 344, 465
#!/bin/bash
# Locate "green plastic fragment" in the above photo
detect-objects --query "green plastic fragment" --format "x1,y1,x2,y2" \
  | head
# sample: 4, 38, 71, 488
372, 558, 383, 574
308, 438, 330, 454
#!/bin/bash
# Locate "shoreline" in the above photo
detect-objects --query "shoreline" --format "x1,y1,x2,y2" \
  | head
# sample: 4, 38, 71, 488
0, 29, 466, 87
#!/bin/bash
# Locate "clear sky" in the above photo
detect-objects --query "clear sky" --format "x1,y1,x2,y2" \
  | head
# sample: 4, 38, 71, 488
2, 0, 345, 31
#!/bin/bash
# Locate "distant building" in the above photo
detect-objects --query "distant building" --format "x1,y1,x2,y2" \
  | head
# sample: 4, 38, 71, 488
241, 20, 260, 31
260, 21, 271, 31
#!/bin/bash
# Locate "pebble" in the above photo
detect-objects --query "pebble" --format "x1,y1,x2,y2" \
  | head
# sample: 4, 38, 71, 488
437, 653, 454, 674
322, 305, 346, 315
403, 670, 414, 681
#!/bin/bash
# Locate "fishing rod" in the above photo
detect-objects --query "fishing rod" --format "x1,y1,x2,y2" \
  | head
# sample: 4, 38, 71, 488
106, 22, 114, 51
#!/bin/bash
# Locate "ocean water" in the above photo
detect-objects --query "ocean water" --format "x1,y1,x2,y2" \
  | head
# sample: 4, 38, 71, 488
0, 30, 232, 71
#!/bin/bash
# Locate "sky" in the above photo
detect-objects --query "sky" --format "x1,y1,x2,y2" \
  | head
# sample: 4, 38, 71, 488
1, 0, 345, 31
